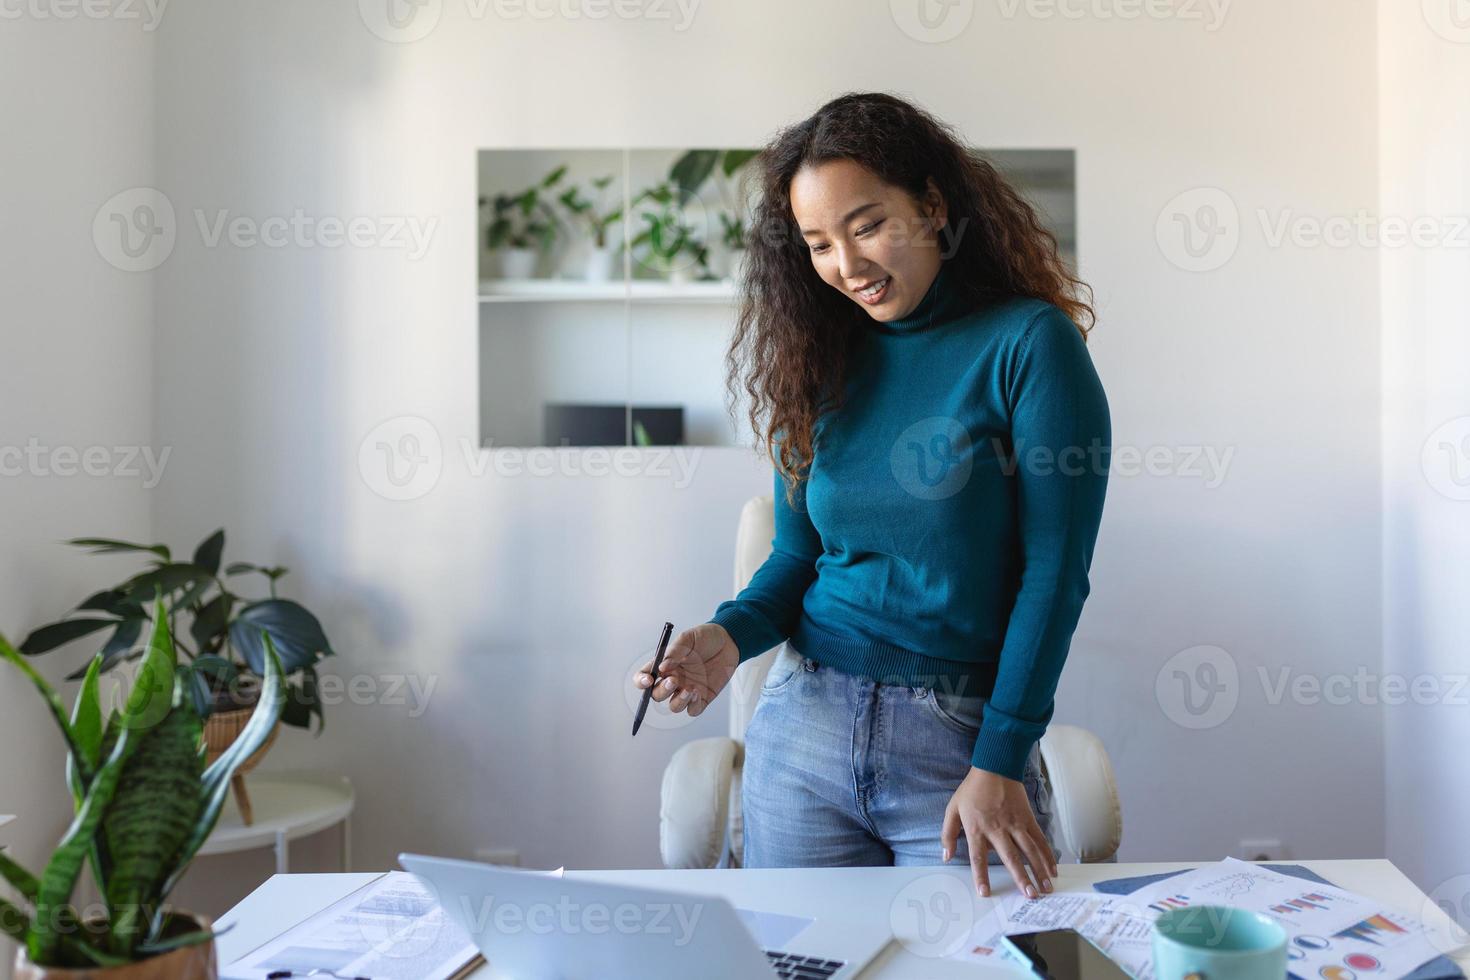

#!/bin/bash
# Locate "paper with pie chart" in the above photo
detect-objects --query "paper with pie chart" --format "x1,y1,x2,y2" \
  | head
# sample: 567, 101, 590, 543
1114, 857, 1460, 980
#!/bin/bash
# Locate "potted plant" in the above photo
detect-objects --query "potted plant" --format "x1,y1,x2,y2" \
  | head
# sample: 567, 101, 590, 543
19, 531, 334, 825
556, 174, 624, 282
0, 598, 286, 979
628, 181, 711, 284
480, 164, 568, 279
669, 149, 757, 281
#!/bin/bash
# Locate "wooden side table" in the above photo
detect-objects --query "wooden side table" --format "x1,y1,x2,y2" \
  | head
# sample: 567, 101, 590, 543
198, 773, 354, 874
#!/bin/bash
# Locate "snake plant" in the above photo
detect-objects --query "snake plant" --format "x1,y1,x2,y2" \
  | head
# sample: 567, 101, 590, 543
0, 595, 285, 968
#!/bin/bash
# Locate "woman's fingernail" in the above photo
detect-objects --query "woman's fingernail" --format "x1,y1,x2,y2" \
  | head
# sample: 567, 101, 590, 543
1042, 880, 1052, 892
1027, 886, 1037, 898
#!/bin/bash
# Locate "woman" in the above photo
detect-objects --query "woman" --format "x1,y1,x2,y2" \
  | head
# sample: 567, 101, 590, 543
634, 92, 1109, 900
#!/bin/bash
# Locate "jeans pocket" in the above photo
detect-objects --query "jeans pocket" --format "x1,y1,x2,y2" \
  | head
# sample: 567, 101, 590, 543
925, 686, 984, 734
760, 643, 805, 695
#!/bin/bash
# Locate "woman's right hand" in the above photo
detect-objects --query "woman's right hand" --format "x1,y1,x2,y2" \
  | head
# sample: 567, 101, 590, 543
633, 623, 740, 718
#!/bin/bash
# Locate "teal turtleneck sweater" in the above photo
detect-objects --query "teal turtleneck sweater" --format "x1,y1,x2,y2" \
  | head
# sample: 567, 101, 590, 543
707, 260, 1111, 781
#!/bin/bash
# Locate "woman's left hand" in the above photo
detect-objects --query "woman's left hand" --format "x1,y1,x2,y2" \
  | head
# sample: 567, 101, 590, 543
941, 766, 1057, 899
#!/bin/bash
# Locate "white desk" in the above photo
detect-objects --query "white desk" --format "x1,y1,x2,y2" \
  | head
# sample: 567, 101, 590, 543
218, 859, 1470, 978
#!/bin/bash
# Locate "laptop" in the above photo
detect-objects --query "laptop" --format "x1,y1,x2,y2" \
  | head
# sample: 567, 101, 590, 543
399, 853, 893, 980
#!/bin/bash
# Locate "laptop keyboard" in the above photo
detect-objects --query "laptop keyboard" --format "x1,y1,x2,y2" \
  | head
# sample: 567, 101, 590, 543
763, 948, 846, 978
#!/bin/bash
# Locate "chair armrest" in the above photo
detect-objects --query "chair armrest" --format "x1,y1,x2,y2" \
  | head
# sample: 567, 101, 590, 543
659, 736, 741, 869
1038, 724, 1122, 863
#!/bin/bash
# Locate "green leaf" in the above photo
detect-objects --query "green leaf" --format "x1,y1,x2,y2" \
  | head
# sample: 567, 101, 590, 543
721, 149, 758, 177
29, 715, 137, 963
65, 618, 143, 680
670, 150, 718, 198
0, 895, 30, 945
158, 631, 286, 901
66, 537, 170, 561
103, 690, 204, 957
228, 599, 333, 675
190, 593, 235, 651
192, 530, 225, 576
0, 634, 91, 776
281, 667, 323, 733
76, 589, 144, 619
0, 848, 39, 902
67, 655, 104, 802
120, 564, 208, 606
137, 920, 231, 956
18, 618, 118, 655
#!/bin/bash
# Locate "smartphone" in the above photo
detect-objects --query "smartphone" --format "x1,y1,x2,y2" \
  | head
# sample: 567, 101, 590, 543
1000, 928, 1131, 980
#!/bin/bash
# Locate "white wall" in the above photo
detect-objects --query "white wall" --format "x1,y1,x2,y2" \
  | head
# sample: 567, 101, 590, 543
0, 14, 155, 977
145, 0, 1386, 891
1379, 0, 1470, 900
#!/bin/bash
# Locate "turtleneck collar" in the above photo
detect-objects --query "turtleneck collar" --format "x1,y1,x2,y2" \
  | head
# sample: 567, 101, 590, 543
865, 259, 970, 335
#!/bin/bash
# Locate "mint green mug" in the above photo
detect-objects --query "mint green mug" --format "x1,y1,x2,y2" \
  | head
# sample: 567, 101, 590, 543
1152, 905, 1287, 980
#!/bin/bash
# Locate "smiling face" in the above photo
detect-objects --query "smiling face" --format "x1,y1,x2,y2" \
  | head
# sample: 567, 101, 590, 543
790, 158, 949, 322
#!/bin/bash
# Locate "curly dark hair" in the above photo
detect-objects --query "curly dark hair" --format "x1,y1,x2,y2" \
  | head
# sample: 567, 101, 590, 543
724, 91, 1094, 506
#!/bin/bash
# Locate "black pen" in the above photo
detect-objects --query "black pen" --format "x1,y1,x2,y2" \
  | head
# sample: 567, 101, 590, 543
632, 621, 673, 736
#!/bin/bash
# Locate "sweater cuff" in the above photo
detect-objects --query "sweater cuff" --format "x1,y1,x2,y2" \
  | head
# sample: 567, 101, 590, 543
971, 717, 1042, 782
707, 607, 778, 665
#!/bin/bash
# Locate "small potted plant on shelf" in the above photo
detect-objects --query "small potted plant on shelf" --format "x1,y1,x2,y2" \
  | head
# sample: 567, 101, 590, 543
669, 149, 757, 281
628, 181, 712, 284
556, 174, 624, 282
0, 598, 286, 979
480, 164, 569, 279
19, 530, 335, 826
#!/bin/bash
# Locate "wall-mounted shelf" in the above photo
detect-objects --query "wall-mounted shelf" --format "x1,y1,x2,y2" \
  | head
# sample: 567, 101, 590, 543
478, 278, 738, 305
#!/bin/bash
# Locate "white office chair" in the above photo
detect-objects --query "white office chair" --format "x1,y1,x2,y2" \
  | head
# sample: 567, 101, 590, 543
659, 493, 1123, 869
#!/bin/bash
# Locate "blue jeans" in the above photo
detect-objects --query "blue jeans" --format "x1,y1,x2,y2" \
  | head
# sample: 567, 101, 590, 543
742, 641, 1057, 869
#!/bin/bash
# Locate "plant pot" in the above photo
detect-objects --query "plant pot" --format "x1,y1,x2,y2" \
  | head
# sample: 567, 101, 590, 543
13, 913, 217, 979
582, 244, 618, 282
497, 246, 539, 279
203, 707, 280, 827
